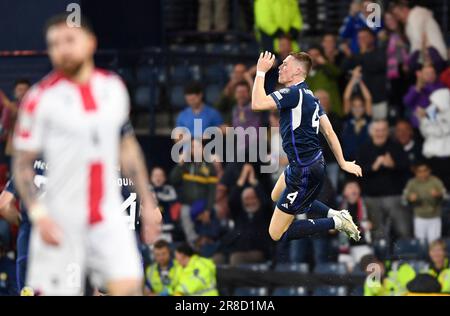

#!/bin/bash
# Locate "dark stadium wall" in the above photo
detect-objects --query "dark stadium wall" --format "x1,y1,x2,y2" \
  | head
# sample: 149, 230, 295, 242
81, 0, 163, 49
0, 0, 81, 51
0, 0, 162, 51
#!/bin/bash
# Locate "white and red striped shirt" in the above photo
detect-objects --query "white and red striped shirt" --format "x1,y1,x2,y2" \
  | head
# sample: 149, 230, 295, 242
14, 69, 130, 227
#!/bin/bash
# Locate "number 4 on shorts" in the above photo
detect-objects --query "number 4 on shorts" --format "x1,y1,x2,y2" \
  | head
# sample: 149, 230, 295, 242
286, 192, 298, 204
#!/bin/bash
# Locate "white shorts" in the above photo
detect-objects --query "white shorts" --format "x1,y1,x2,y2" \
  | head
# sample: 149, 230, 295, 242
26, 213, 143, 296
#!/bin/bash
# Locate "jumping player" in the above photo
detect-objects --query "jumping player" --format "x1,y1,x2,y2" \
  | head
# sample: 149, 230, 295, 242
251, 51, 362, 243
12, 14, 161, 295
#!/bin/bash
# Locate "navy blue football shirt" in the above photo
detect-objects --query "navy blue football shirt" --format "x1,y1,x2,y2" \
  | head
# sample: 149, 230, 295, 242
270, 81, 325, 166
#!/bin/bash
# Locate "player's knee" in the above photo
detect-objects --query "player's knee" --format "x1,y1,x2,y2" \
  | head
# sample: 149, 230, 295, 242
271, 189, 279, 202
268, 226, 283, 241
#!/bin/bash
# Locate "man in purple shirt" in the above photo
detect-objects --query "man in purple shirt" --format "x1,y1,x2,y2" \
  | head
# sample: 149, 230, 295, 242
231, 81, 262, 152
403, 65, 445, 128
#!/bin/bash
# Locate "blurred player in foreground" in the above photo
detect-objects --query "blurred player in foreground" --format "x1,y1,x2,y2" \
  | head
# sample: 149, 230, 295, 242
12, 14, 161, 295
251, 51, 362, 243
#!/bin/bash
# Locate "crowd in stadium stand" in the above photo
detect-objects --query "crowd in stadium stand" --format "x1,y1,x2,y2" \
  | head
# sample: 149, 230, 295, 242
0, 0, 450, 296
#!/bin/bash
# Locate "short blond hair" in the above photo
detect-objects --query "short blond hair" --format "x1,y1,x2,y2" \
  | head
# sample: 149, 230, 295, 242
289, 52, 313, 76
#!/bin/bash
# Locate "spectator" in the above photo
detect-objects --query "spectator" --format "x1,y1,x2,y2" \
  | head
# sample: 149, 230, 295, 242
191, 199, 227, 258
197, 0, 228, 32
358, 120, 412, 240
440, 66, 450, 90
321, 33, 346, 68
342, 27, 388, 120
381, 11, 410, 113
149, 167, 184, 242
394, 119, 423, 167
232, 81, 262, 152
306, 46, 343, 116
169, 139, 218, 246
321, 33, 347, 92
254, 0, 302, 52
425, 239, 450, 293
403, 65, 445, 128
407, 33, 447, 75
361, 254, 416, 296
145, 239, 181, 296
390, 0, 448, 61
339, 0, 384, 54
403, 161, 445, 245
0, 79, 31, 165
338, 180, 373, 271
268, 110, 288, 185
176, 82, 224, 138
416, 88, 450, 190
341, 67, 372, 162
216, 64, 253, 124
173, 243, 219, 296
225, 166, 272, 266
315, 89, 342, 189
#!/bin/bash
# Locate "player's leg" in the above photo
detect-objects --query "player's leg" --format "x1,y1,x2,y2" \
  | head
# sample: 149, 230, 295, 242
308, 199, 361, 240
88, 213, 144, 296
16, 222, 31, 294
26, 227, 87, 295
268, 207, 295, 241
271, 172, 286, 202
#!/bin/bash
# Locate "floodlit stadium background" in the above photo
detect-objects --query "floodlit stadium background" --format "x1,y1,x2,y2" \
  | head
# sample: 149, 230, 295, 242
0, 0, 450, 296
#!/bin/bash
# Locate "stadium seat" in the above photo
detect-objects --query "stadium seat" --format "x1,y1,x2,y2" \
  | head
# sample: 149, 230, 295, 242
313, 286, 348, 296
313, 262, 348, 275
233, 287, 268, 296
444, 238, 450, 254
134, 85, 151, 108
393, 239, 426, 260
237, 263, 270, 272
169, 84, 186, 109
373, 238, 390, 260
274, 263, 309, 273
136, 65, 154, 84
350, 267, 366, 277
272, 287, 308, 296
170, 64, 192, 84
404, 260, 429, 273
116, 67, 134, 83
204, 64, 227, 83
204, 84, 223, 104
349, 285, 364, 296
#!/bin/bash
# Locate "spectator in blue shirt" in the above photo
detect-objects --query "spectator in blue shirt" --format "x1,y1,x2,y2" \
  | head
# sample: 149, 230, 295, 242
339, 0, 383, 54
176, 82, 224, 139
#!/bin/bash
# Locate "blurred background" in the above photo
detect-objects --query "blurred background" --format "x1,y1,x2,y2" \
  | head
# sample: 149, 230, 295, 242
0, 0, 450, 296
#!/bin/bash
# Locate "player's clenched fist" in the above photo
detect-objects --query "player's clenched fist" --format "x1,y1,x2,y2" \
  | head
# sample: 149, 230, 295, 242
256, 51, 276, 73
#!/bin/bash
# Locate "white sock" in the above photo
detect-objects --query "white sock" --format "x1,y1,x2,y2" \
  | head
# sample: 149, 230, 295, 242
332, 216, 342, 230
327, 209, 341, 218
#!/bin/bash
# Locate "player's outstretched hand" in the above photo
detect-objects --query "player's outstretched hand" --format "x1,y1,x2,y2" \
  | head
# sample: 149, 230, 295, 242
36, 216, 63, 246
141, 206, 162, 245
341, 160, 363, 177
256, 51, 276, 73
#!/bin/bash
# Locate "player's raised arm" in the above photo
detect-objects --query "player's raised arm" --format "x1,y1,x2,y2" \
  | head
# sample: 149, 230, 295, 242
120, 126, 162, 244
251, 51, 277, 111
319, 114, 362, 177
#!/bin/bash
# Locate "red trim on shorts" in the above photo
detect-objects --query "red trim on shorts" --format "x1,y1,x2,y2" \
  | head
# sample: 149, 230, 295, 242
88, 162, 104, 225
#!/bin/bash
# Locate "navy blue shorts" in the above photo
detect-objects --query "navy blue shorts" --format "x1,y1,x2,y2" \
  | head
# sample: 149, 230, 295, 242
276, 155, 326, 215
